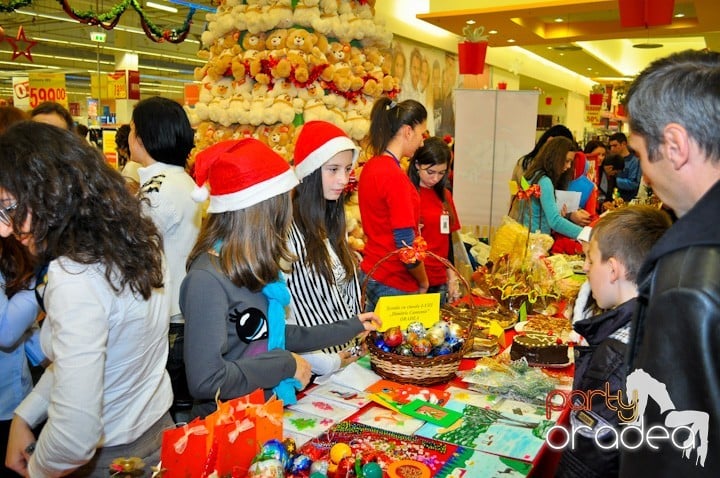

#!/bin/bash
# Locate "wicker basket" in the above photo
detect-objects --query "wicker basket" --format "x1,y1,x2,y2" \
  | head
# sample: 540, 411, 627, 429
362, 248, 473, 386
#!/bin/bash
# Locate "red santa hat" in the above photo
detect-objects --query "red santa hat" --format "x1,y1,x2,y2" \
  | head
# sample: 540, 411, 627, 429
191, 138, 299, 213
293, 121, 359, 181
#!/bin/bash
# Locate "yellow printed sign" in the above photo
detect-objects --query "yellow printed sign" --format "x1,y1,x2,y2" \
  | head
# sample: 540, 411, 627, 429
28, 72, 68, 109
374, 293, 440, 332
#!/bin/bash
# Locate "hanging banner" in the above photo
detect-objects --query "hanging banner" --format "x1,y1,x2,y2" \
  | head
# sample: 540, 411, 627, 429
108, 71, 127, 99
585, 105, 602, 125
27, 72, 68, 109
12, 77, 30, 110
128, 70, 140, 100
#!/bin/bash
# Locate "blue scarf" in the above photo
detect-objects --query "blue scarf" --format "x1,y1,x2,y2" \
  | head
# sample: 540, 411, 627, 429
262, 276, 302, 405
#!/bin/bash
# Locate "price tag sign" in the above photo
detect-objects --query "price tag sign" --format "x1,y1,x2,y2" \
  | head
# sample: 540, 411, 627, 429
374, 293, 440, 331
28, 72, 68, 109
107, 71, 127, 99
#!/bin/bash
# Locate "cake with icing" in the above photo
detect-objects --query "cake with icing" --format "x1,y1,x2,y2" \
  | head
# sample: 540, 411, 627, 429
510, 332, 568, 365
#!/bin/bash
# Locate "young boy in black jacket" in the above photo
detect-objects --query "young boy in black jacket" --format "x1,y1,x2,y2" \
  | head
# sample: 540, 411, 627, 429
556, 205, 672, 478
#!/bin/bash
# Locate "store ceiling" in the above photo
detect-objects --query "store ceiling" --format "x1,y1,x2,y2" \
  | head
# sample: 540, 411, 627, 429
0, 0, 718, 105
418, 0, 719, 80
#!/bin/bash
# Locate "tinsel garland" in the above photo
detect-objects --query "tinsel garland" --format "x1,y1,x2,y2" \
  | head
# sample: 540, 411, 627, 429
0, 0, 32, 13
58, 0, 196, 43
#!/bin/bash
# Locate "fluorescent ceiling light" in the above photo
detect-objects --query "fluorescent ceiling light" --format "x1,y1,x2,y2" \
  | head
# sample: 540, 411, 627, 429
146, 1, 178, 13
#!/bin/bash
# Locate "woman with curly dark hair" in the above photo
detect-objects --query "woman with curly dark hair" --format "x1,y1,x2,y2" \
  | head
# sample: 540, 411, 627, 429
1, 121, 174, 477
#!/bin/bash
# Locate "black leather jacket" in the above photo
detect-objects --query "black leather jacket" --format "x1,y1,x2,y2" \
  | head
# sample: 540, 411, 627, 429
620, 180, 720, 476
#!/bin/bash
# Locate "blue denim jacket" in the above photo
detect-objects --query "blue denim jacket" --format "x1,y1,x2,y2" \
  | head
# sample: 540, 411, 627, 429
0, 273, 42, 420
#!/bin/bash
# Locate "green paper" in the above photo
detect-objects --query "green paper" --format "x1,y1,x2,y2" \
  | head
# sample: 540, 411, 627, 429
399, 399, 463, 428
520, 175, 530, 191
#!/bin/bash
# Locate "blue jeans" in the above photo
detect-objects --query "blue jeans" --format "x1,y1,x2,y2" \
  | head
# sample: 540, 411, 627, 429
359, 270, 412, 312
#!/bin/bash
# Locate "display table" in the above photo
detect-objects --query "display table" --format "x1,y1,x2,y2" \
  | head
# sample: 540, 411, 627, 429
288, 324, 574, 477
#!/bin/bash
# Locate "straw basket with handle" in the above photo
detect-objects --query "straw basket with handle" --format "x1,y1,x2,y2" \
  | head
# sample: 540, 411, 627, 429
362, 238, 474, 386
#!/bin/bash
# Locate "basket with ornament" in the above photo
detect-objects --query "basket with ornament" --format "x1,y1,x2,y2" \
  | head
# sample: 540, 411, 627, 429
473, 179, 565, 315
362, 237, 474, 386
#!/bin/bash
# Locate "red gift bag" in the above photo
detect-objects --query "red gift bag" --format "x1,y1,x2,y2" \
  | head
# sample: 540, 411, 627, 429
160, 419, 209, 478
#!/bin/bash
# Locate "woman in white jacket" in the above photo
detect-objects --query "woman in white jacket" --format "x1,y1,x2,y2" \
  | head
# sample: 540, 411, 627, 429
1, 122, 173, 477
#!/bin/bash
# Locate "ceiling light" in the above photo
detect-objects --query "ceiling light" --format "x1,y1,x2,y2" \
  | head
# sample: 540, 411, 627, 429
554, 18, 564, 23
633, 42, 663, 49
674, 13, 685, 18
465, 19, 476, 25
488, 30, 498, 35
146, 1, 178, 13
552, 45, 582, 51
587, 67, 592, 71
507, 39, 516, 43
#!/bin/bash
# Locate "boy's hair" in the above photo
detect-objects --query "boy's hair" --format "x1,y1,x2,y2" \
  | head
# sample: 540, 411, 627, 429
602, 153, 625, 171
608, 132, 628, 144
591, 205, 672, 283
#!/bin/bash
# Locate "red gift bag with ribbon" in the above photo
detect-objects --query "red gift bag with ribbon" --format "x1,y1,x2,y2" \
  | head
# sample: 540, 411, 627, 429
160, 389, 284, 477
160, 419, 209, 478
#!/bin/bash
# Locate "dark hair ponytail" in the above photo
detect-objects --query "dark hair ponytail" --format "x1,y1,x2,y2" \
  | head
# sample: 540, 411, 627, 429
369, 97, 427, 156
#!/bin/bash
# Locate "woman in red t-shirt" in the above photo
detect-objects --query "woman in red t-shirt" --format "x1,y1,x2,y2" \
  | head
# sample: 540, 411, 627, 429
358, 97, 428, 312
407, 137, 461, 304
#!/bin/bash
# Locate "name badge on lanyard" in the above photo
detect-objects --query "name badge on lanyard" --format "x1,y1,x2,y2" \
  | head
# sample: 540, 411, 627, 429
440, 212, 450, 234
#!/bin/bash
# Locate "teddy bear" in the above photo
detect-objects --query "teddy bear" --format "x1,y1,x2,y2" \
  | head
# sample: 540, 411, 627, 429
344, 192, 366, 252
244, 0, 273, 33
266, 0, 293, 29
266, 123, 294, 161
286, 29, 318, 83
241, 31, 267, 79
248, 82, 272, 125
286, 28, 317, 60
206, 49, 236, 82
322, 42, 353, 92
262, 92, 294, 125
293, 0, 321, 28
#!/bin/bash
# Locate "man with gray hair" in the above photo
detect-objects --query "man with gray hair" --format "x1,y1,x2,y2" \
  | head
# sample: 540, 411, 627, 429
621, 49, 720, 476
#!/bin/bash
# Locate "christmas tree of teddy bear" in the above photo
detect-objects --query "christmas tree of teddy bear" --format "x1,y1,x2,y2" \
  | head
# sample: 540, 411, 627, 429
187, 0, 398, 157
186, 0, 400, 251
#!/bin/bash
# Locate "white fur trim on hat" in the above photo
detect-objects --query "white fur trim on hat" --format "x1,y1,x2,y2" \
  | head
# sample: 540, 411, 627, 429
191, 184, 209, 203
207, 167, 299, 213
294, 136, 359, 181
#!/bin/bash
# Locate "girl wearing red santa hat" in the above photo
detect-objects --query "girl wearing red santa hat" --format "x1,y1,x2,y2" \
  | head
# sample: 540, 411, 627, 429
180, 138, 380, 418
287, 121, 364, 381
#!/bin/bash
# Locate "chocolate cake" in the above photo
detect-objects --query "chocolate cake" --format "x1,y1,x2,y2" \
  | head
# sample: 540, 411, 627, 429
510, 332, 569, 365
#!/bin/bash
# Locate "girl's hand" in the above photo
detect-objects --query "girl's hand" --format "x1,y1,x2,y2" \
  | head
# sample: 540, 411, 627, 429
357, 312, 382, 332
291, 353, 313, 389
6, 415, 35, 476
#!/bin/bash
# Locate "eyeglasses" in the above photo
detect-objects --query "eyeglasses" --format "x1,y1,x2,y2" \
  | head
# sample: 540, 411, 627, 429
0, 202, 17, 227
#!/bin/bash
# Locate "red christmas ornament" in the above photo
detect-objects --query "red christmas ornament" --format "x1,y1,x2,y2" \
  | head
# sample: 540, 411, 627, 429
6, 26, 37, 62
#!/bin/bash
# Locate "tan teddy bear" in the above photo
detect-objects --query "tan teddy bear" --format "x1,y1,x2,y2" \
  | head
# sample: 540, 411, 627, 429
322, 42, 353, 92
267, 123, 294, 161
286, 29, 317, 83
241, 31, 267, 79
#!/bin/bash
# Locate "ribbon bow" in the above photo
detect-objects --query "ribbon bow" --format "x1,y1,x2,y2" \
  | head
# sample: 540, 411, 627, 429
173, 423, 209, 454
398, 236, 428, 264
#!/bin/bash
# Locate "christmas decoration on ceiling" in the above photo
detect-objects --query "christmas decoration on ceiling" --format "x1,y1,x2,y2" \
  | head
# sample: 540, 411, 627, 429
58, 0, 196, 43
5, 25, 37, 62
0, 0, 32, 13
